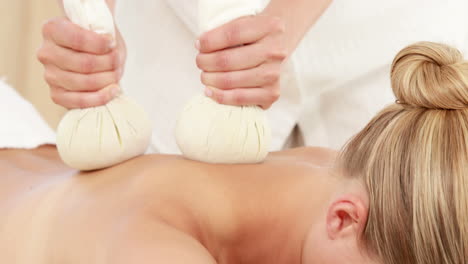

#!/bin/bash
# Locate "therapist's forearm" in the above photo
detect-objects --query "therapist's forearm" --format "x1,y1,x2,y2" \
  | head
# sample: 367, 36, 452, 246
106, 0, 116, 13
263, 0, 332, 53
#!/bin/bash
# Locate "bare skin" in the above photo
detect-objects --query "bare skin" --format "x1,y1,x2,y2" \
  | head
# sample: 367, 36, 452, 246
0, 146, 344, 264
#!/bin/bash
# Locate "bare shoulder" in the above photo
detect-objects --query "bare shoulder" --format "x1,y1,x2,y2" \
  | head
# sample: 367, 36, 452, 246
269, 147, 339, 166
293, 146, 338, 158
109, 218, 217, 264
0, 145, 69, 172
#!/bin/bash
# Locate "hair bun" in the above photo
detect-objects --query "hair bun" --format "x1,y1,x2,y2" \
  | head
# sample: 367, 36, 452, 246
391, 41, 468, 110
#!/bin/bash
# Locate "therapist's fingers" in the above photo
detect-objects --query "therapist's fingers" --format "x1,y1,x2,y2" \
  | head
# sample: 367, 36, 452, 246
38, 41, 120, 74
205, 85, 280, 110
197, 15, 284, 53
200, 63, 281, 89
42, 17, 113, 55
197, 42, 279, 72
44, 64, 122, 92
50, 84, 120, 109
39, 17, 128, 109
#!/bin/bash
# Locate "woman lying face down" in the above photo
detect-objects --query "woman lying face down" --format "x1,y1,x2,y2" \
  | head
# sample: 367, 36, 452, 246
0, 42, 467, 264
0, 144, 373, 264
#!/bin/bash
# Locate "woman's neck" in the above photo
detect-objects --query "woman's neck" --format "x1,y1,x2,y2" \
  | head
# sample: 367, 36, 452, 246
192, 154, 339, 264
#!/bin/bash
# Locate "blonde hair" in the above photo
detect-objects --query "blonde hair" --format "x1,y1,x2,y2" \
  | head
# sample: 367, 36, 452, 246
341, 42, 468, 264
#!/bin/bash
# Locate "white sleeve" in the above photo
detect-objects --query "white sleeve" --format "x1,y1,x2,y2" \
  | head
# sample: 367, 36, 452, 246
0, 80, 56, 149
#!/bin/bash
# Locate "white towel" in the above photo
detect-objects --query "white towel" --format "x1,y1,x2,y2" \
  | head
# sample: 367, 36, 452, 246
0, 80, 56, 149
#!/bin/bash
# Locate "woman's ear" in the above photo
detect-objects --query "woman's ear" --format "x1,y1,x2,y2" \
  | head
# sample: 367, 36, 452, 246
326, 194, 368, 240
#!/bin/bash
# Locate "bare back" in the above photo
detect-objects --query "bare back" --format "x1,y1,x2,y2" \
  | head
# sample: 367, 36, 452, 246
0, 146, 337, 264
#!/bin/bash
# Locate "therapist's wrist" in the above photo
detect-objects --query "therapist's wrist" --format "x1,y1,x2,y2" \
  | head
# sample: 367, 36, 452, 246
105, 0, 116, 14
258, 10, 295, 55
261, 0, 333, 54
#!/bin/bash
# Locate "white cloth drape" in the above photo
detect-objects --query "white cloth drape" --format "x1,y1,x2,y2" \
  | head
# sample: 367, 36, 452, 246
0, 80, 56, 149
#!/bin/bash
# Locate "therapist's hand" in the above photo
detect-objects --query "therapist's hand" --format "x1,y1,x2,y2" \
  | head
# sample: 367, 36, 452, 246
196, 14, 287, 109
37, 17, 126, 109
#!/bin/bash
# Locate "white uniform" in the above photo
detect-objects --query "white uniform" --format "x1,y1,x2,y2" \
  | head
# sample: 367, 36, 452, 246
115, 0, 468, 153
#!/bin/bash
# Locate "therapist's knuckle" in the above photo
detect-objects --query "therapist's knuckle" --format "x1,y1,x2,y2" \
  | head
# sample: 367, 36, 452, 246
70, 30, 86, 51
75, 95, 88, 108
41, 22, 52, 39
233, 90, 246, 105
83, 75, 99, 90
267, 47, 288, 61
215, 53, 230, 70
96, 90, 110, 106
263, 67, 281, 84
220, 74, 234, 89
36, 46, 50, 64
268, 86, 281, 103
80, 55, 97, 73
214, 90, 225, 104
112, 70, 121, 83
199, 35, 212, 51
200, 72, 208, 85
269, 17, 286, 33
95, 37, 110, 54
44, 70, 56, 86
196, 54, 205, 69
50, 90, 62, 105
224, 24, 241, 45
42, 19, 57, 38
261, 104, 271, 110
111, 51, 120, 69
